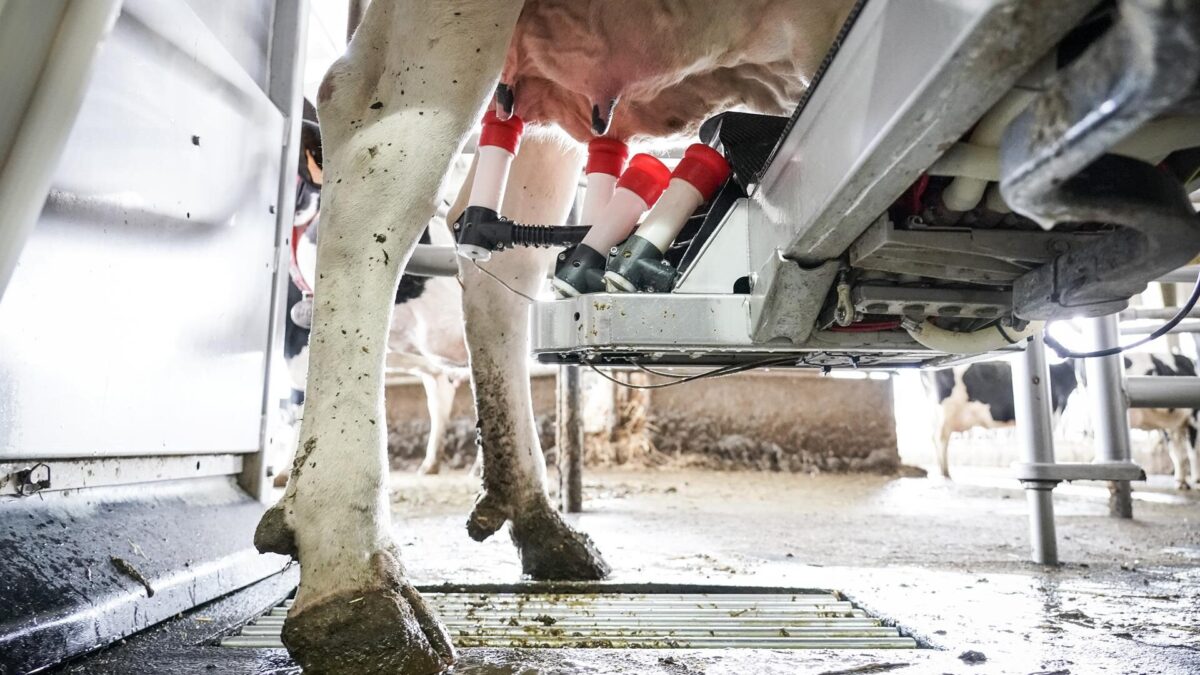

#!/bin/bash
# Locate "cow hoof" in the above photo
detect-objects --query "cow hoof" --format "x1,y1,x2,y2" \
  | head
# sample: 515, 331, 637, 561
510, 503, 610, 581
466, 490, 510, 542
254, 502, 297, 558
416, 459, 441, 476
283, 577, 453, 675
1178, 480, 1192, 490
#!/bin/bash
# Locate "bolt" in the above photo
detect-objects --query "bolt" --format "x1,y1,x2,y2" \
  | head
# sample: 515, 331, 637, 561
610, 247, 619, 256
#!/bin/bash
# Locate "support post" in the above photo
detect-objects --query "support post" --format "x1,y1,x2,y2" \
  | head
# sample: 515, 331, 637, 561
1013, 332, 1059, 565
557, 365, 583, 513
1083, 314, 1134, 518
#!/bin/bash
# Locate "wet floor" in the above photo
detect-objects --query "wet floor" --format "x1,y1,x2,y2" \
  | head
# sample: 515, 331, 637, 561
385, 468, 1200, 673
58, 467, 1200, 673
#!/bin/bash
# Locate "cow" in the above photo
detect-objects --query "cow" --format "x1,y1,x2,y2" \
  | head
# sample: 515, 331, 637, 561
1119, 353, 1200, 490
926, 360, 1080, 478
253, 1, 858, 672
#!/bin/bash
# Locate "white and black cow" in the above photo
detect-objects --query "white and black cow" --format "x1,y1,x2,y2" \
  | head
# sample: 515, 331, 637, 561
256, 1, 858, 672
1118, 353, 1200, 490
926, 361, 1079, 478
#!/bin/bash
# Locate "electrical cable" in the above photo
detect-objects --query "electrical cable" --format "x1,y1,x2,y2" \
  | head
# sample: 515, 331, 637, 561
585, 355, 798, 390
633, 363, 691, 379
1042, 269, 1200, 358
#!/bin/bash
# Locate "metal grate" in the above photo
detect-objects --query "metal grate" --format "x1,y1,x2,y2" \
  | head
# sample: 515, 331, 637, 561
221, 591, 916, 649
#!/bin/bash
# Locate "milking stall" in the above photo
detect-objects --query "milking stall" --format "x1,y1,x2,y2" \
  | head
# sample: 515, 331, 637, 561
3, 0, 1200, 673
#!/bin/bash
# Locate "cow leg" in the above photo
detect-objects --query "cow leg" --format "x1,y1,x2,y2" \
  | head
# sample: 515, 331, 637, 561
417, 371, 457, 475
251, 2, 523, 673
455, 132, 610, 580
933, 405, 953, 479
1188, 424, 1200, 488
1168, 428, 1191, 490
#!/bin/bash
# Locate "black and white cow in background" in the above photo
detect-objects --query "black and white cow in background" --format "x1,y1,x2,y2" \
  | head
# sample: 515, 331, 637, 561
927, 353, 1200, 488
925, 360, 1079, 479
1114, 353, 1200, 490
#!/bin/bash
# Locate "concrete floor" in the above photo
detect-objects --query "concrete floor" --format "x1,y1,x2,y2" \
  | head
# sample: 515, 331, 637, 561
57, 467, 1199, 674
386, 467, 1200, 674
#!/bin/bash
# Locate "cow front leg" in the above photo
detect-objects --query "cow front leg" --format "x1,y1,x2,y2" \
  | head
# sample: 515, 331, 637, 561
252, 1, 523, 673
457, 132, 610, 581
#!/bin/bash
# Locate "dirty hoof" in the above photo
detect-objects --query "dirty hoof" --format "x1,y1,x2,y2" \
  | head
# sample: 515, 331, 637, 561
466, 490, 510, 542
254, 502, 296, 558
1177, 480, 1192, 490
510, 504, 610, 581
416, 459, 440, 476
283, 585, 453, 675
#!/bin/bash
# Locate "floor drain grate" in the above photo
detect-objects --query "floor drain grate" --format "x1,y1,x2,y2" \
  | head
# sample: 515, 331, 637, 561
221, 590, 915, 649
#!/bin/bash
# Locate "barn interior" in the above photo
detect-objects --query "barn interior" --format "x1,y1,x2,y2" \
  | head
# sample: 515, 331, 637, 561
2, 1, 1199, 674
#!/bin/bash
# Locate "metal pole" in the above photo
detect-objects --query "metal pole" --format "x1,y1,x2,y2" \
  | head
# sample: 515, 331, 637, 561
1125, 376, 1200, 408
1012, 332, 1059, 565
557, 365, 583, 513
1083, 314, 1134, 518
242, 0, 310, 502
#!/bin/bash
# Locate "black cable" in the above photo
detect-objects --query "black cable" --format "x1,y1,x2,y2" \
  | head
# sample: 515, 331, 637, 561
633, 363, 690, 379
1042, 270, 1200, 359
586, 355, 798, 390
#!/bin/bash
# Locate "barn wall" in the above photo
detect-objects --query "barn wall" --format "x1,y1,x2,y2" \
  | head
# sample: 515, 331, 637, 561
384, 371, 900, 473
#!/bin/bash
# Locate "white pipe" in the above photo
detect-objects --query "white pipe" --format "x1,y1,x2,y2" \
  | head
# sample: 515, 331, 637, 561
941, 89, 1037, 211
930, 116, 1200, 183
637, 179, 705, 252
905, 319, 1044, 355
0, 0, 123, 301
580, 173, 617, 225
468, 145, 515, 212
407, 244, 459, 277
1110, 116, 1200, 164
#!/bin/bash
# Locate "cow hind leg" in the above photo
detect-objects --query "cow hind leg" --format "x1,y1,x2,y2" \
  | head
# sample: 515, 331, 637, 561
252, 2, 523, 673
1167, 428, 1191, 490
1188, 426, 1200, 488
933, 406, 953, 479
456, 133, 610, 581
416, 371, 457, 475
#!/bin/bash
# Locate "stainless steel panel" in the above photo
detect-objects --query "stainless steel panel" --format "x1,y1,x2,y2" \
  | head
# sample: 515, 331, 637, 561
0, 0, 284, 459
182, 0, 275, 93
753, 0, 1097, 264
0, 453, 244, 496
530, 293, 932, 367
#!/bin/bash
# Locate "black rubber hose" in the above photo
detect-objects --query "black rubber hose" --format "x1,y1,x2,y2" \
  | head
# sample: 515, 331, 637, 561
508, 223, 591, 248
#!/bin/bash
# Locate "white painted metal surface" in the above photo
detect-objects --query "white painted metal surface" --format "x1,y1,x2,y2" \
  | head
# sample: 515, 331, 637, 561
0, 0, 287, 460
0, 0, 122, 299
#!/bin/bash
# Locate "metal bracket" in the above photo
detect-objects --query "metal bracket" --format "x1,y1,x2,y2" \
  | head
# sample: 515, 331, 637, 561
13, 463, 51, 496
848, 216, 1089, 285
1012, 462, 1146, 483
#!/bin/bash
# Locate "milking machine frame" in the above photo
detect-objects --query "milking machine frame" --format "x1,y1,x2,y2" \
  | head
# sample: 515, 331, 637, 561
438, 0, 1200, 371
